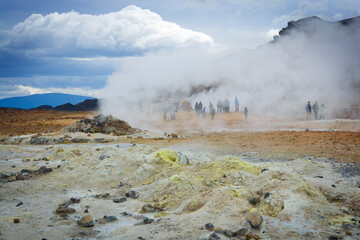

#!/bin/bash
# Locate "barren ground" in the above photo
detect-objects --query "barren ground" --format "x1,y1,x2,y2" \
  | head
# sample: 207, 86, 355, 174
0, 109, 359, 240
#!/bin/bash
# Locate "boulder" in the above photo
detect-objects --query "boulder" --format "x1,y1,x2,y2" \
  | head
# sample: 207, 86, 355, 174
77, 215, 94, 227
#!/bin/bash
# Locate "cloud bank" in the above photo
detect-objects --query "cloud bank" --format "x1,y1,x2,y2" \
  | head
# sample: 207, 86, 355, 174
2, 5, 214, 57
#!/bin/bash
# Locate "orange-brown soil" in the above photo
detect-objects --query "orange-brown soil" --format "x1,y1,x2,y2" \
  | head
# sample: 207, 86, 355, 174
1, 109, 359, 163
0, 108, 96, 136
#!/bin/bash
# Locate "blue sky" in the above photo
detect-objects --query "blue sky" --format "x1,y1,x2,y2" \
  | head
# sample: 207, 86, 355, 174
1, 0, 359, 99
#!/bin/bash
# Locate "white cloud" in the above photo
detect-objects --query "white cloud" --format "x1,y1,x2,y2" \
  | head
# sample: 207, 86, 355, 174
3, 5, 214, 57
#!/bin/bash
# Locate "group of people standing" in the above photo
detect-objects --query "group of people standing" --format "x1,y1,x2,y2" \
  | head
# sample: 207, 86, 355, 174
195, 97, 248, 121
305, 101, 325, 121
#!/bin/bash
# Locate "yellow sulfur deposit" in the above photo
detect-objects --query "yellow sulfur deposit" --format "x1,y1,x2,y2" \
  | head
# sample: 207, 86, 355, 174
154, 149, 179, 165
329, 215, 358, 227
223, 157, 262, 175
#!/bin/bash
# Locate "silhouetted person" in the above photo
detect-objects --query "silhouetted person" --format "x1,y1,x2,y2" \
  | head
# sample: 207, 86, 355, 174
244, 107, 248, 120
202, 107, 206, 119
235, 97, 239, 111
217, 100, 222, 113
313, 101, 319, 120
224, 98, 230, 113
195, 102, 199, 118
319, 104, 325, 120
199, 101, 203, 115
209, 102, 215, 120
305, 101, 312, 121
170, 108, 176, 120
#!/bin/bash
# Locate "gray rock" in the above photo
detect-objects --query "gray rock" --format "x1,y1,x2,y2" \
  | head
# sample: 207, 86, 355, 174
105, 215, 117, 222
179, 152, 189, 165
143, 217, 154, 224
205, 223, 214, 231
77, 215, 94, 227
125, 191, 139, 199
38, 166, 52, 174
246, 211, 263, 229
99, 155, 110, 160
30, 137, 50, 145
113, 197, 127, 203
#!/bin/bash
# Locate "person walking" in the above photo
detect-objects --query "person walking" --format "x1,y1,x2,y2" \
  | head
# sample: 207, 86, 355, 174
209, 102, 215, 120
305, 101, 312, 121
244, 107, 248, 120
235, 97, 239, 112
313, 101, 319, 120
202, 107, 206, 120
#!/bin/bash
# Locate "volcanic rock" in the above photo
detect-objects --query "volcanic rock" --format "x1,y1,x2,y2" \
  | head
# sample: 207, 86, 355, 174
64, 114, 134, 136
246, 211, 263, 229
38, 166, 52, 174
143, 217, 154, 224
56, 206, 76, 214
214, 227, 223, 233
113, 197, 127, 203
234, 228, 248, 236
205, 223, 214, 231
208, 233, 220, 240
142, 204, 156, 213
77, 215, 94, 227
104, 215, 117, 222
223, 229, 234, 237
16, 202, 23, 207
125, 191, 139, 199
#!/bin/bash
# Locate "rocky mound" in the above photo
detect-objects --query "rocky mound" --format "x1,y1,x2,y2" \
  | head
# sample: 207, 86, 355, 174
64, 114, 134, 135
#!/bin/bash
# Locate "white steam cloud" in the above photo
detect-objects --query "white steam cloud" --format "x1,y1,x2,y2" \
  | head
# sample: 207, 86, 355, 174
101, 16, 360, 127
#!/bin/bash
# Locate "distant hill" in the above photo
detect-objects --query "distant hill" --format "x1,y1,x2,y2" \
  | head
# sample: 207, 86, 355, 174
0, 93, 95, 109
53, 99, 98, 111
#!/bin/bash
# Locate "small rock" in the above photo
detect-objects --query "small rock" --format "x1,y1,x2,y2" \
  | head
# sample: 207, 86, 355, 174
56, 206, 76, 214
77, 215, 94, 227
104, 215, 117, 222
345, 231, 352, 236
143, 217, 154, 224
13, 218, 20, 223
245, 232, 261, 240
246, 211, 263, 229
137, 237, 145, 240
95, 193, 111, 199
234, 228, 248, 236
208, 233, 220, 240
142, 204, 156, 213
84, 209, 89, 213
328, 236, 342, 240
248, 198, 260, 206
331, 184, 336, 188
125, 191, 139, 199
99, 155, 110, 160
38, 166, 52, 174
261, 168, 269, 173
214, 227, 223, 233
16, 202, 23, 207
113, 197, 127, 203
223, 229, 234, 237
205, 223, 214, 231
315, 175, 324, 178
264, 192, 271, 199
16, 174, 25, 181
70, 198, 80, 203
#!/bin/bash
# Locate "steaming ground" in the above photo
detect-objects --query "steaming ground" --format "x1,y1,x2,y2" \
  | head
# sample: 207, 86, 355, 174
0, 111, 359, 239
